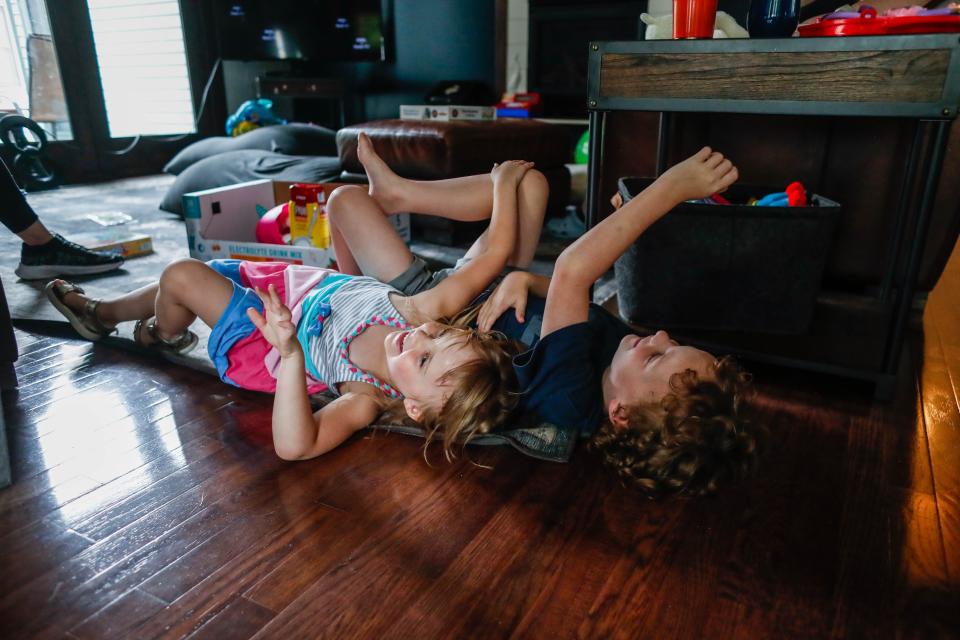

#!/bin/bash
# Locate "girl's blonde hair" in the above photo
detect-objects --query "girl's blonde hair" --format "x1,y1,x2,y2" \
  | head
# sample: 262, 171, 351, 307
379, 319, 523, 462
417, 327, 522, 461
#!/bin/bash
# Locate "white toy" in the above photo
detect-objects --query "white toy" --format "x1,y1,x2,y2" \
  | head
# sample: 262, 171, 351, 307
640, 11, 750, 39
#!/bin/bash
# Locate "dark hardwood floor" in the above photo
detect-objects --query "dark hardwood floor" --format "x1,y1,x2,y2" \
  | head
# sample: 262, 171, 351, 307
2, 242, 958, 639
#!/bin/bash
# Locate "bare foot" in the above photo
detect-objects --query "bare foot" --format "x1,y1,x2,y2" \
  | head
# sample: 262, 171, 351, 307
357, 132, 406, 214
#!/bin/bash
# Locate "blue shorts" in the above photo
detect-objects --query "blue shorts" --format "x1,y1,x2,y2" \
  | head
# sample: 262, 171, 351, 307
206, 259, 264, 387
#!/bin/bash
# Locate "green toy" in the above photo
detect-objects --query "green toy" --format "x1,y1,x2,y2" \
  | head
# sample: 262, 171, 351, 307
574, 129, 590, 164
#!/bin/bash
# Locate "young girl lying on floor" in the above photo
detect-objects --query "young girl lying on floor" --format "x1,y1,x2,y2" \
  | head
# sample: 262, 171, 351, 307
475, 147, 764, 498
46, 142, 548, 461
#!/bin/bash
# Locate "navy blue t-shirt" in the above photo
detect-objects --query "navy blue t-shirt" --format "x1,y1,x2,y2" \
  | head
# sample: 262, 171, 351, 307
492, 296, 631, 436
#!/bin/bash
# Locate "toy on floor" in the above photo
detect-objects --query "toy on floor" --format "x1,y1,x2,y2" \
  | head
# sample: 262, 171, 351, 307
225, 99, 287, 137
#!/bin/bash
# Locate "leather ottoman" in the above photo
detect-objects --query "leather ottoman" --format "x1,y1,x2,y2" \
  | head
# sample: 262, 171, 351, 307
336, 119, 571, 243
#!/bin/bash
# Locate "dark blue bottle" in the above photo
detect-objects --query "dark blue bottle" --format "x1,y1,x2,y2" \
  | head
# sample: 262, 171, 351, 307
748, 0, 801, 37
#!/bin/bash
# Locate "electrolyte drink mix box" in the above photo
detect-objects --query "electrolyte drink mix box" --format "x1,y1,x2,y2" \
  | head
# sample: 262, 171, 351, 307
182, 180, 408, 267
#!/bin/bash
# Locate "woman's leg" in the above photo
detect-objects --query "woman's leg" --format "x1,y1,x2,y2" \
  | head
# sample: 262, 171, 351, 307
4, 158, 123, 279
0, 157, 41, 236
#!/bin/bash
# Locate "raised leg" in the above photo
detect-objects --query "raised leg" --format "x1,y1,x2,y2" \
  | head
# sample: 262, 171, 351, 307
326, 185, 416, 284
357, 133, 549, 269
359, 133, 495, 221
460, 169, 548, 269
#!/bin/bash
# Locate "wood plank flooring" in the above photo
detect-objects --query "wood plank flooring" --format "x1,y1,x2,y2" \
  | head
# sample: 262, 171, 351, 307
2, 243, 959, 638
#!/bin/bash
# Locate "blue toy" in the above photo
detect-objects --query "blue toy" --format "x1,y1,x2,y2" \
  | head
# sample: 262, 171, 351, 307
225, 99, 286, 137
753, 181, 808, 207
755, 192, 791, 207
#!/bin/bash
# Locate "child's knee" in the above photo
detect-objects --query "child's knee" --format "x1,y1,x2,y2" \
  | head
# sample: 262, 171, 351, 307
518, 169, 548, 201
160, 257, 206, 291
327, 184, 368, 219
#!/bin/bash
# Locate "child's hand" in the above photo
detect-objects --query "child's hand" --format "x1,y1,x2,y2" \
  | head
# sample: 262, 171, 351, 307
477, 271, 530, 332
659, 147, 738, 204
247, 283, 301, 359
491, 160, 535, 187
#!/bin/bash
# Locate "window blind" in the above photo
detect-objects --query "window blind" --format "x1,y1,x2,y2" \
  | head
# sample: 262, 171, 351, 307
87, 0, 194, 137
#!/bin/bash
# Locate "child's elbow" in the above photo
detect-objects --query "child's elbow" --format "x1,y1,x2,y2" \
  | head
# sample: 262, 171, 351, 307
553, 253, 591, 288
274, 443, 309, 461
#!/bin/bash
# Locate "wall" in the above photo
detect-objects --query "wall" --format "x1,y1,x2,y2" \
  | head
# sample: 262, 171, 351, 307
220, 0, 495, 126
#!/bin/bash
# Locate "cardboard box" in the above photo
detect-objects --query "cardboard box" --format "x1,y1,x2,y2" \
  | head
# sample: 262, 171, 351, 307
399, 104, 496, 121
182, 180, 409, 266
68, 229, 153, 258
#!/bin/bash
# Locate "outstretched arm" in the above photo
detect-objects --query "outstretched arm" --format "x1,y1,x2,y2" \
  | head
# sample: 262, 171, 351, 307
542, 147, 738, 337
248, 285, 379, 460
410, 160, 534, 321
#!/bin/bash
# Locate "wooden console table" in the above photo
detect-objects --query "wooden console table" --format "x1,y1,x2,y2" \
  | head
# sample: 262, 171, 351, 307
585, 35, 960, 396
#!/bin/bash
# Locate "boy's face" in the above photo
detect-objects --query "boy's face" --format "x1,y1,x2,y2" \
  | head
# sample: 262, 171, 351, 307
385, 322, 477, 421
607, 330, 716, 415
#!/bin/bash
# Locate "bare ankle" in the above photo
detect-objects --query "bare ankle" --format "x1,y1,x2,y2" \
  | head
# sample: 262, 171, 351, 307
373, 184, 407, 214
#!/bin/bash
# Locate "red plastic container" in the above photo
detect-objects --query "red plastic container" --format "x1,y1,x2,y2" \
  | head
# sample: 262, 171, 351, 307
674, 0, 718, 38
799, 7, 960, 36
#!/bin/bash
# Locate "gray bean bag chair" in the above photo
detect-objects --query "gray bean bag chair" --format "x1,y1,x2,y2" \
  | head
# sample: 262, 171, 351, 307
163, 123, 338, 175
159, 149, 342, 216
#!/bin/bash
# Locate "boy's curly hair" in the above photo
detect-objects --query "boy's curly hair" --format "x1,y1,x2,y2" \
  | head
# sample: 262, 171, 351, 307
589, 356, 763, 499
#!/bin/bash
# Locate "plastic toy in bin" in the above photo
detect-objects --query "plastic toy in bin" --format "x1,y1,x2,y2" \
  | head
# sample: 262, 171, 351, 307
752, 181, 808, 207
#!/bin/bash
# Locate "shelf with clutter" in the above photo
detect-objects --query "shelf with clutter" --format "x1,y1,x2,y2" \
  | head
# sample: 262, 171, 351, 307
585, 33, 960, 398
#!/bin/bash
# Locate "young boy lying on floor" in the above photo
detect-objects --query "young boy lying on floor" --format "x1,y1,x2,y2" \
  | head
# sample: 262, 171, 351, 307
476, 147, 765, 498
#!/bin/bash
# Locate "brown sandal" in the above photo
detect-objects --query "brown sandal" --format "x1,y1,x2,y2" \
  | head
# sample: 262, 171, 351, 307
44, 280, 116, 341
133, 317, 198, 355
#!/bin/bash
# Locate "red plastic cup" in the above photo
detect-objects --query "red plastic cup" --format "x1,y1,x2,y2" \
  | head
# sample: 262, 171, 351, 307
673, 0, 718, 38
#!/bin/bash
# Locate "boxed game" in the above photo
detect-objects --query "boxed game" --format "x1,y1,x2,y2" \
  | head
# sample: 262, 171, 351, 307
399, 104, 496, 121
67, 229, 154, 258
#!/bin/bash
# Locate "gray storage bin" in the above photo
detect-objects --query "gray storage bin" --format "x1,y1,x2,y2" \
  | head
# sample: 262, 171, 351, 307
615, 177, 841, 334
